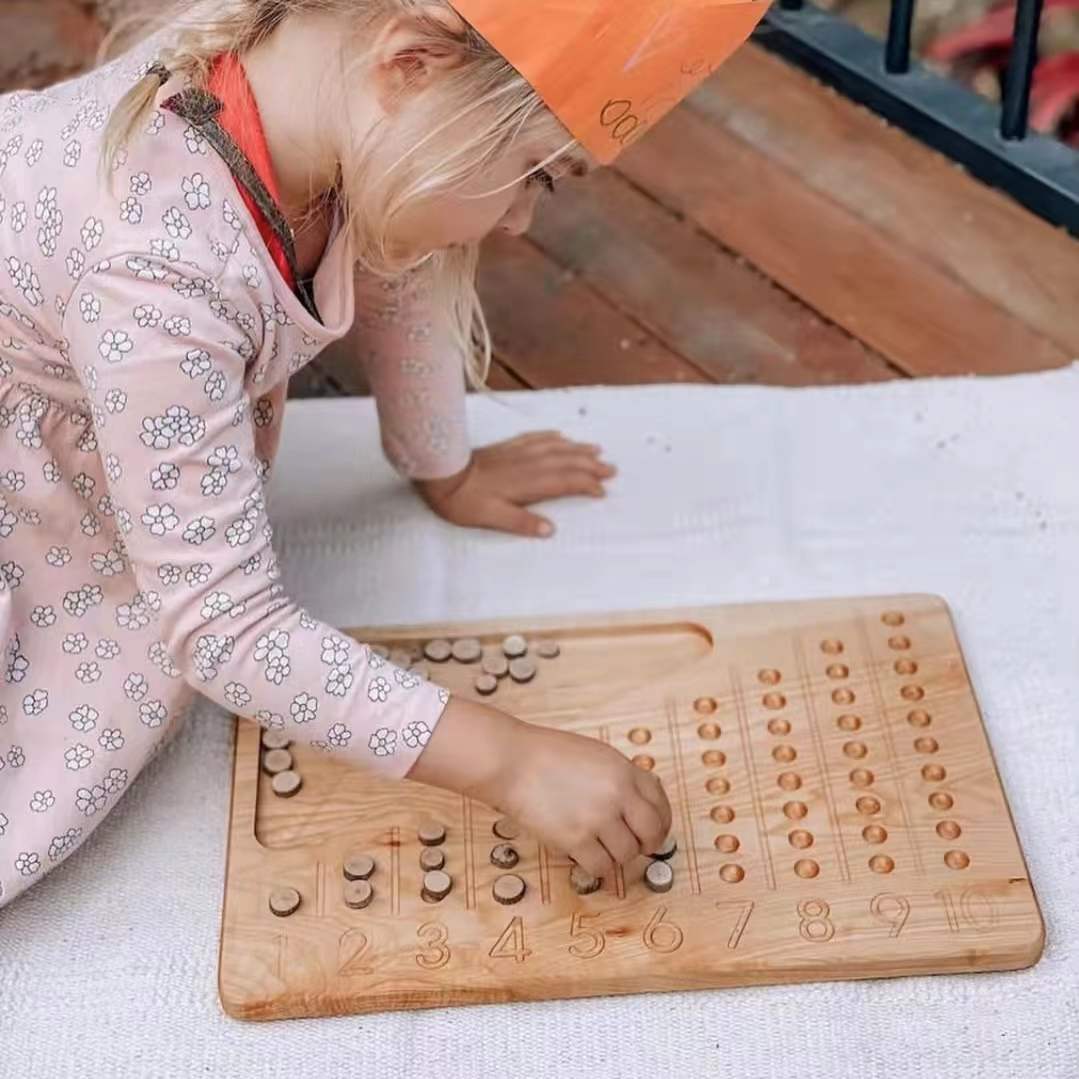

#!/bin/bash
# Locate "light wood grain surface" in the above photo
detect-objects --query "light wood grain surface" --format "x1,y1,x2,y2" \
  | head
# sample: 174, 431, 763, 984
218, 595, 1044, 1020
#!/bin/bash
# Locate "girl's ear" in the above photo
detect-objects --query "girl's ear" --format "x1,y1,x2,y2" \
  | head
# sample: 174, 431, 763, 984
371, 4, 470, 106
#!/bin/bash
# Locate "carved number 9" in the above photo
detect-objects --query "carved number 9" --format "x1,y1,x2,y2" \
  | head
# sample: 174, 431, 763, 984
870, 893, 910, 938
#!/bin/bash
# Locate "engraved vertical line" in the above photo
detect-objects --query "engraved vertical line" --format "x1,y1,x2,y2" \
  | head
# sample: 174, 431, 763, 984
538, 842, 551, 905
275, 933, 285, 979
856, 614, 926, 876
666, 697, 701, 895
597, 727, 627, 899
390, 824, 400, 915
794, 638, 851, 883
462, 795, 476, 911
315, 859, 326, 916
731, 667, 777, 891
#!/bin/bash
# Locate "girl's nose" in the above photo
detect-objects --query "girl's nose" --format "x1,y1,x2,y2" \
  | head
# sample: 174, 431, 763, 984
499, 188, 540, 236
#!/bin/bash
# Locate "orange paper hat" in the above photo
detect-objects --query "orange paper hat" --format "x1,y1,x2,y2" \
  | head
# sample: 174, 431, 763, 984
451, 0, 771, 164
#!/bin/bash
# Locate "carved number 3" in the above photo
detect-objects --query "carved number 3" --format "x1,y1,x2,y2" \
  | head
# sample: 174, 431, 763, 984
415, 922, 451, 971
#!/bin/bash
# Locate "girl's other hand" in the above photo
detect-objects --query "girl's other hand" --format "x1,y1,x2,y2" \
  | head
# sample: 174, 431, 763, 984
413, 431, 616, 537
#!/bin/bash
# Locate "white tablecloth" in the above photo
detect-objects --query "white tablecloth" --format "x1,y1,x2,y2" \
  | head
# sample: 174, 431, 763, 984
2, 371, 1077, 1079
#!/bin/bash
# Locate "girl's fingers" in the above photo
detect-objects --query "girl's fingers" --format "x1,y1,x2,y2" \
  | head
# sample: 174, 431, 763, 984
570, 838, 615, 880
634, 768, 673, 837
477, 498, 554, 539
530, 447, 616, 477
622, 794, 665, 855
598, 820, 642, 866
516, 469, 606, 503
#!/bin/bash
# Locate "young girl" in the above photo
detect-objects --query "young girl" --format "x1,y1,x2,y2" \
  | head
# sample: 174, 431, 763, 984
0, 0, 765, 908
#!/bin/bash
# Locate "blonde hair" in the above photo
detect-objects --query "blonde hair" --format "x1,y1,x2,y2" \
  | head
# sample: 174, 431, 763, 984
102, 1, 578, 387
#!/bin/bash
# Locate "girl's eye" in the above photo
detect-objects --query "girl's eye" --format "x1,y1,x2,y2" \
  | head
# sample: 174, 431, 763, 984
526, 169, 556, 194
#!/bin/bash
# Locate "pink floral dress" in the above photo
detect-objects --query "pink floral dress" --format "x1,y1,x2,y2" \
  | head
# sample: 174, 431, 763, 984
0, 41, 472, 907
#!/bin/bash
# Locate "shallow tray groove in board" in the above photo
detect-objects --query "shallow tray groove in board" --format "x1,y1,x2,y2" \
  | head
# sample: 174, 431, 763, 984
218, 595, 1045, 1020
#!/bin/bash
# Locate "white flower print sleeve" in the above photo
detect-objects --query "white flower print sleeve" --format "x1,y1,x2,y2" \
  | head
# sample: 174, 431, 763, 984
61, 257, 449, 776
353, 265, 472, 481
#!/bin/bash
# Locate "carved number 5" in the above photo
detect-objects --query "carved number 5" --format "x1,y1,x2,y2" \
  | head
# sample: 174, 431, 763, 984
568, 911, 606, 959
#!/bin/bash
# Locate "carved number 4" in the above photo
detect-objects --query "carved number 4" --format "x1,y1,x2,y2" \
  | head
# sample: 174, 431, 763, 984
489, 917, 532, 963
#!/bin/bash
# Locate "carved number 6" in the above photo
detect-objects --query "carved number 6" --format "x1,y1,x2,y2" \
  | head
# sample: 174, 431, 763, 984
643, 906, 684, 953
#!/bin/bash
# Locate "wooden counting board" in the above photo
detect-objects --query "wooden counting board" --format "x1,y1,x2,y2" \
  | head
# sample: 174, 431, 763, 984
218, 594, 1045, 1020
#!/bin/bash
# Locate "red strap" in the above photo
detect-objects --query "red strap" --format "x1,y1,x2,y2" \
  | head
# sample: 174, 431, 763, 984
207, 53, 296, 289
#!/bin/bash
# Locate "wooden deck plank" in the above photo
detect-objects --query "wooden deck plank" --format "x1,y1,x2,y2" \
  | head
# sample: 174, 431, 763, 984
527, 170, 898, 385
692, 46, 1079, 359
615, 102, 1072, 377
477, 231, 710, 388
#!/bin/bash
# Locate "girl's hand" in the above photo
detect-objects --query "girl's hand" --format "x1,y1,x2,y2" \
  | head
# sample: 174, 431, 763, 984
413, 431, 616, 537
409, 696, 672, 877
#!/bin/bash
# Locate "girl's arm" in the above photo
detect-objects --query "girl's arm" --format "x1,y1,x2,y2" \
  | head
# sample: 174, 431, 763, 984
352, 263, 472, 481
62, 255, 448, 776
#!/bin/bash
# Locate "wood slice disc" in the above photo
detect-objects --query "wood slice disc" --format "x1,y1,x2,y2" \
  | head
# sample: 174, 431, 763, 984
419, 847, 445, 872
417, 821, 447, 846
261, 748, 293, 776
422, 869, 453, 901
369, 644, 390, 659
423, 638, 453, 663
481, 652, 510, 678
260, 729, 291, 751
451, 637, 483, 664
271, 770, 302, 798
569, 865, 602, 895
501, 634, 528, 658
342, 853, 375, 881
645, 859, 674, 893
474, 673, 499, 696
268, 886, 301, 917
389, 648, 414, 669
508, 658, 537, 684
650, 835, 678, 861
490, 843, 519, 869
536, 640, 561, 659
343, 880, 373, 910
492, 873, 526, 905
492, 817, 520, 840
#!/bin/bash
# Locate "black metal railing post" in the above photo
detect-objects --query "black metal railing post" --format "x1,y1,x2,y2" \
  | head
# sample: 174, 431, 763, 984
884, 0, 916, 74
1000, 0, 1046, 139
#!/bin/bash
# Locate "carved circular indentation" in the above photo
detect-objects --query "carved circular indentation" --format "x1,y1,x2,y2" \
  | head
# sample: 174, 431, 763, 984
944, 850, 970, 870
694, 697, 718, 714
843, 740, 868, 759
758, 668, 782, 685
929, 791, 954, 811
772, 744, 797, 763
894, 658, 919, 676
697, 722, 721, 740
901, 684, 925, 702
632, 755, 655, 771
783, 800, 809, 820
268, 886, 301, 918
888, 635, 911, 650
862, 824, 888, 844
762, 692, 787, 711
628, 727, 652, 745
794, 859, 820, 879
702, 749, 726, 767
767, 717, 792, 736
881, 611, 905, 626
820, 639, 845, 655
719, 864, 745, 884
907, 709, 932, 727
832, 688, 856, 705
837, 713, 862, 732
856, 795, 882, 815
922, 763, 946, 782
706, 775, 730, 796
826, 664, 850, 680
914, 736, 939, 754
714, 834, 740, 853
777, 771, 802, 791
849, 768, 875, 788
788, 829, 814, 849
936, 819, 962, 840
869, 854, 895, 874
711, 805, 735, 824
